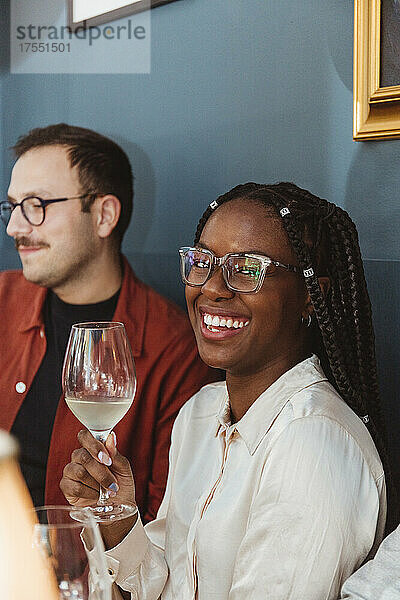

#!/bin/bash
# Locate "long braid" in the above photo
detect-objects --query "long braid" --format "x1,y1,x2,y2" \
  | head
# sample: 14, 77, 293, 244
194, 181, 397, 531
268, 185, 373, 419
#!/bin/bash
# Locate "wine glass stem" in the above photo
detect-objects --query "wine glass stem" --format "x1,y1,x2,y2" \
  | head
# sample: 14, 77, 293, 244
98, 484, 111, 505
95, 432, 111, 506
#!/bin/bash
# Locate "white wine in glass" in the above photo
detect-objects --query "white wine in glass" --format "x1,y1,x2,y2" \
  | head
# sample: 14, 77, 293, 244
63, 322, 137, 522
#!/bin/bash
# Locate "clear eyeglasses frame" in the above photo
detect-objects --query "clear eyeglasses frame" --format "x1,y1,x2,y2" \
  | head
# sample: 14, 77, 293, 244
0, 193, 95, 227
179, 246, 301, 294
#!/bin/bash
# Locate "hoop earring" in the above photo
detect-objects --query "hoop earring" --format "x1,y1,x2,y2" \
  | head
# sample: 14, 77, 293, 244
301, 314, 312, 328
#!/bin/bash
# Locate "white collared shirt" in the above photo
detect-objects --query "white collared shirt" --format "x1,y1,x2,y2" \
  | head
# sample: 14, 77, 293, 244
107, 355, 386, 600
340, 525, 400, 599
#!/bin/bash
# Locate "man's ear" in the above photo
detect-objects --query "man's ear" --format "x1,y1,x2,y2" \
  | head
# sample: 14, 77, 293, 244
95, 195, 121, 239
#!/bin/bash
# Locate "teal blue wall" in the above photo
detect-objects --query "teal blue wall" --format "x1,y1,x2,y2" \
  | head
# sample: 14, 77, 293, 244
1, 1, 400, 492
0, 0, 9, 203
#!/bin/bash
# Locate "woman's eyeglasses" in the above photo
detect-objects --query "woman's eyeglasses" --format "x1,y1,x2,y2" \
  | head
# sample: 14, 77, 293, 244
179, 246, 300, 294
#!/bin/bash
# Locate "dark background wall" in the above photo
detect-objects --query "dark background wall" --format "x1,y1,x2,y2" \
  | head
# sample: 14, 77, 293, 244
1, 1, 399, 498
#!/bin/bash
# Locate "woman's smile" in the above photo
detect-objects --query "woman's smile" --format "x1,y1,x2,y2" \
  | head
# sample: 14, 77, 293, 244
198, 307, 250, 339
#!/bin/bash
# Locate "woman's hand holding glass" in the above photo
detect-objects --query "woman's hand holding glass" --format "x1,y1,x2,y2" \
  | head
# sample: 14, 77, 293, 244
60, 430, 138, 547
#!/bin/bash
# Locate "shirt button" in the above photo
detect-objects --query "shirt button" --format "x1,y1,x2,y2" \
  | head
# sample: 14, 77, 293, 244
16, 382, 26, 394
107, 568, 114, 576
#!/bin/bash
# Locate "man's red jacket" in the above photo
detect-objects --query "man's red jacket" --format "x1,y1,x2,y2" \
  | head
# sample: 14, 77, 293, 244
0, 257, 216, 522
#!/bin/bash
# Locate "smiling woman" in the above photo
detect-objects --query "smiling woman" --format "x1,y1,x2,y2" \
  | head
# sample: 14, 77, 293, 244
184, 198, 313, 410
61, 182, 391, 600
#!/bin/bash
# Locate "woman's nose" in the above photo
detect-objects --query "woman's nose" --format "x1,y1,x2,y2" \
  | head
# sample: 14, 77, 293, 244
201, 266, 235, 301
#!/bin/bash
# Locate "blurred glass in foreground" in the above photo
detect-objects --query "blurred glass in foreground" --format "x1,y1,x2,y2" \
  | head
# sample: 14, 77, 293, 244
0, 429, 58, 600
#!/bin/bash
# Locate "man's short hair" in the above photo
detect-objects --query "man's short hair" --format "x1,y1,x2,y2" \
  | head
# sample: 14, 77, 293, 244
13, 123, 134, 244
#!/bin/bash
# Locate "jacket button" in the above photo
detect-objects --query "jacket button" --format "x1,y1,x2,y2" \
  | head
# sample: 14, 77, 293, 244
107, 568, 114, 576
16, 382, 26, 394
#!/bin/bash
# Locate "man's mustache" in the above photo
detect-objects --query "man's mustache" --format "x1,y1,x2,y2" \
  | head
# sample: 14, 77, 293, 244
15, 237, 50, 249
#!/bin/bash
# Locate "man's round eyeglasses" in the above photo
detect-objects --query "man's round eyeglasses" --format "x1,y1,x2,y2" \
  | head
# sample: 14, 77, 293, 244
0, 194, 94, 227
179, 246, 300, 294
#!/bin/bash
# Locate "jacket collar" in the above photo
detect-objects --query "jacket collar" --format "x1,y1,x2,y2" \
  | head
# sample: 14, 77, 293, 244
17, 255, 146, 357
18, 284, 47, 333
216, 355, 328, 455
113, 255, 146, 357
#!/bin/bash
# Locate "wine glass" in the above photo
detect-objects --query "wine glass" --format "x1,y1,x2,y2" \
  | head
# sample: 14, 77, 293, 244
63, 322, 137, 521
33, 505, 112, 600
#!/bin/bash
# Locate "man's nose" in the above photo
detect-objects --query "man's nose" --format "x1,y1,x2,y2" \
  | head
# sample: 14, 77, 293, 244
6, 205, 33, 238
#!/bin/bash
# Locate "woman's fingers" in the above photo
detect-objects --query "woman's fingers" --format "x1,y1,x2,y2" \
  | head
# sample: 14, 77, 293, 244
60, 462, 100, 507
77, 430, 134, 483
76, 429, 131, 474
70, 447, 119, 492
60, 430, 136, 507
106, 431, 117, 459
60, 448, 119, 507
77, 429, 113, 465
64, 459, 100, 492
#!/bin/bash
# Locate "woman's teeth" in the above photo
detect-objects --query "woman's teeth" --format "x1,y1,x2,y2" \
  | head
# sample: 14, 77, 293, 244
203, 313, 250, 331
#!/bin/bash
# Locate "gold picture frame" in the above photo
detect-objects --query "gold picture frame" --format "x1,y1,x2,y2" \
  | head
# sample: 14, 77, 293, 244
354, 0, 400, 140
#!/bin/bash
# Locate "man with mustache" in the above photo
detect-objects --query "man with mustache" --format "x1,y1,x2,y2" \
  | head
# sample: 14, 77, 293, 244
0, 123, 214, 521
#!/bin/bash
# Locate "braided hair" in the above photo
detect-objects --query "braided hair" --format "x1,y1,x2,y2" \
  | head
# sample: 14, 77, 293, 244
195, 181, 397, 530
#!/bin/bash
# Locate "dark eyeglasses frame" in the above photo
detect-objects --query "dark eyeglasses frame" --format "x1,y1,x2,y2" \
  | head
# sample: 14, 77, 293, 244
0, 193, 96, 227
179, 246, 300, 294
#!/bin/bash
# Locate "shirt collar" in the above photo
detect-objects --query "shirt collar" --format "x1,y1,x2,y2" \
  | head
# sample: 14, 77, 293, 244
217, 392, 232, 429
216, 355, 328, 455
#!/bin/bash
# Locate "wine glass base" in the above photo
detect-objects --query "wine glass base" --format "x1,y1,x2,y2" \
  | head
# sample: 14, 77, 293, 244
87, 502, 138, 523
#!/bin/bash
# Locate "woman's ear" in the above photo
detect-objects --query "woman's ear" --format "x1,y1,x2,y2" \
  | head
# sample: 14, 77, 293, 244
317, 276, 331, 298
302, 277, 331, 320
95, 194, 121, 239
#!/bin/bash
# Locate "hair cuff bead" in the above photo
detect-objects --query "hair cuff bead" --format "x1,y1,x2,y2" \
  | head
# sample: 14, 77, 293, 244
303, 267, 314, 278
361, 414, 370, 424
280, 207, 290, 217
209, 200, 218, 210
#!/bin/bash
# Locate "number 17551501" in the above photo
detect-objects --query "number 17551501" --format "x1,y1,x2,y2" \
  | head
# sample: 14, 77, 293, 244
19, 42, 71, 53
